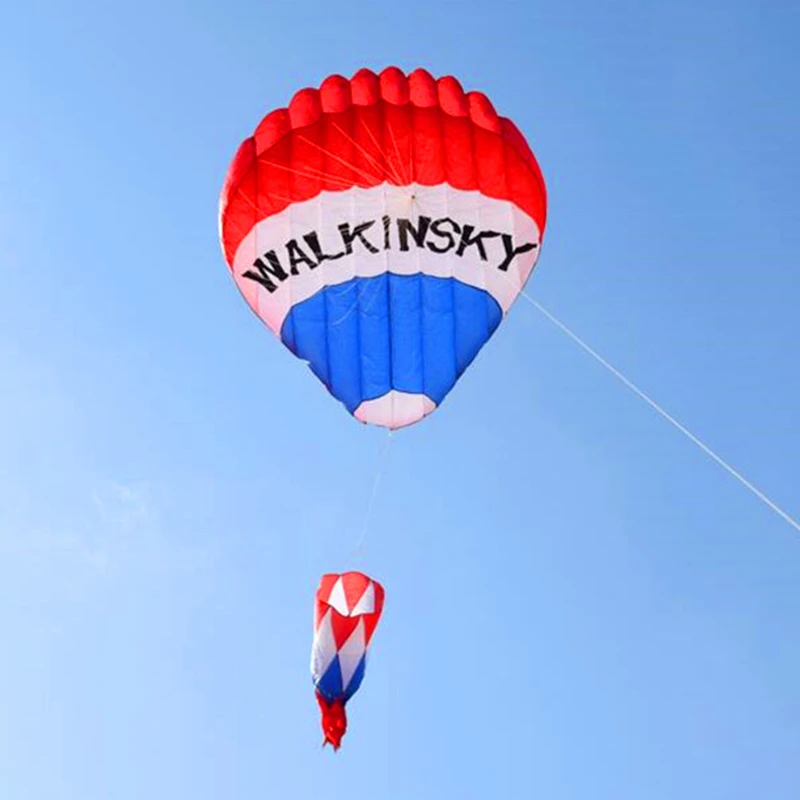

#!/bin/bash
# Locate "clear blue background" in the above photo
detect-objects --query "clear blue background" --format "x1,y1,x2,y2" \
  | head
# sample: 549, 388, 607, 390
2, 1, 799, 798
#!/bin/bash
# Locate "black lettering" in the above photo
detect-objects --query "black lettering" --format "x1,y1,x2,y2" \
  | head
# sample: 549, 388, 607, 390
497, 234, 538, 272
303, 231, 346, 263
382, 215, 391, 250
285, 239, 317, 274
456, 225, 501, 261
338, 221, 379, 254
242, 251, 287, 293
397, 216, 431, 251
426, 217, 461, 254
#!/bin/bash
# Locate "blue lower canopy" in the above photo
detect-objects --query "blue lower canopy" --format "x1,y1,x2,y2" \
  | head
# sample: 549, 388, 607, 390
281, 273, 503, 414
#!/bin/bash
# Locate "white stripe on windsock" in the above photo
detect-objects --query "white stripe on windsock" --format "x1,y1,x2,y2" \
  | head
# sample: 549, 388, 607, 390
327, 577, 349, 616
338, 618, 367, 692
310, 609, 337, 680
350, 581, 375, 616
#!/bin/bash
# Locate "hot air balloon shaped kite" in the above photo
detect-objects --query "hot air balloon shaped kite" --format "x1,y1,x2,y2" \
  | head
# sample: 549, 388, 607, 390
218, 66, 547, 430
218, 66, 547, 749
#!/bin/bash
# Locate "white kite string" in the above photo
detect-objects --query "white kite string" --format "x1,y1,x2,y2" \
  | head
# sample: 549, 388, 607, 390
354, 429, 394, 556
520, 290, 800, 535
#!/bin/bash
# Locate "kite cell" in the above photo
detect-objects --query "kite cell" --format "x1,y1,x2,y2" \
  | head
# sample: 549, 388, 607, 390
311, 571, 385, 750
219, 66, 547, 429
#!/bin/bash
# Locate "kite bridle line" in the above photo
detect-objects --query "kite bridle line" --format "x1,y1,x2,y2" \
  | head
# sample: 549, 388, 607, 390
517, 288, 800, 536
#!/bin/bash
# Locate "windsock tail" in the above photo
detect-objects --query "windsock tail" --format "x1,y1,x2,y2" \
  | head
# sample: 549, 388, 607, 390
316, 693, 347, 751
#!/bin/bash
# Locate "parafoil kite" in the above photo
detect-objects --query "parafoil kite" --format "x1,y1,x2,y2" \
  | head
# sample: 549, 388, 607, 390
219, 66, 547, 429
311, 571, 385, 750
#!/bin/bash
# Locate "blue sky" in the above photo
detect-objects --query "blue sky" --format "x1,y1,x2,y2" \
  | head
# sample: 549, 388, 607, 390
1, 0, 799, 797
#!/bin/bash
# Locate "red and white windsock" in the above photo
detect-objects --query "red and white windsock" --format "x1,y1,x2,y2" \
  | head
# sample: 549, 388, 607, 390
310, 572, 385, 750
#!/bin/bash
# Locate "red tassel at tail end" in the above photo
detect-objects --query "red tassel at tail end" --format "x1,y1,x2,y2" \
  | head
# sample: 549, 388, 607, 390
316, 693, 347, 751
